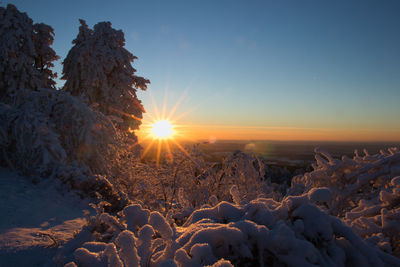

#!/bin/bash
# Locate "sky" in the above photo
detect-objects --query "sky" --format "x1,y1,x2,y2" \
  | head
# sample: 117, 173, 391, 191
7, 0, 400, 142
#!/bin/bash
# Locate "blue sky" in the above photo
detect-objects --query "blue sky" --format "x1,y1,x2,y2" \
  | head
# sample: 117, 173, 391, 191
7, 0, 400, 141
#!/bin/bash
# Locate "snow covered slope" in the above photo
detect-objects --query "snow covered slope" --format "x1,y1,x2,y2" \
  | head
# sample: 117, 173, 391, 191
0, 168, 90, 266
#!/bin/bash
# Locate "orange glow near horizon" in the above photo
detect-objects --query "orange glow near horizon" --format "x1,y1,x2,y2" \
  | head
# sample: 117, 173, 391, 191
138, 123, 400, 143
136, 91, 400, 151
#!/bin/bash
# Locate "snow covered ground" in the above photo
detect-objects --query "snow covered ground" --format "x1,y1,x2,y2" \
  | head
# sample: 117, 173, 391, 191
0, 168, 90, 266
58, 147, 400, 267
1, 148, 400, 267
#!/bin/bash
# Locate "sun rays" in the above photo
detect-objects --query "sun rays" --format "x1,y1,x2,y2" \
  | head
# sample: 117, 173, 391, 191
136, 89, 196, 167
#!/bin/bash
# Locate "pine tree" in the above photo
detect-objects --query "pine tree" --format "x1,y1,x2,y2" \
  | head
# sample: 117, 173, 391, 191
62, 20, 150, 135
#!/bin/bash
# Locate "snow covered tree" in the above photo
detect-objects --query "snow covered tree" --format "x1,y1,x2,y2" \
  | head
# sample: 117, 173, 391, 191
62, 20, 149, 136
0, 4, 59, 99
0, 4, 41, 99
33, 23, 59, 89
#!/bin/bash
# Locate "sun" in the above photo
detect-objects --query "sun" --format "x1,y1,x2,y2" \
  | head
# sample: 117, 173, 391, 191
132, 89, 197, 167
151, 120, 174, 139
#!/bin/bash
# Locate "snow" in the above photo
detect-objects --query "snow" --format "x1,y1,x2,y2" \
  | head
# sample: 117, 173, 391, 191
307, 187, 332, 204
0, 168, 90, 266
149, 211, 173, 239
54, 146, 400, 266
123, 204, 150, 232
1, 3, 400, 266
115, 230, 140, 267
62, 187, 400, 266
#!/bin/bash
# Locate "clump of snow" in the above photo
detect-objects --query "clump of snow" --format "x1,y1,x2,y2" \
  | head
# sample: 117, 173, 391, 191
307, 187, 331, 204
123, 204, 150, 233
115, 230, 140, 267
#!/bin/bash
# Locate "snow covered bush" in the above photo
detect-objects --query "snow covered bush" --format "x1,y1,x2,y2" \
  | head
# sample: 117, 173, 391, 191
216, 150, 285, 202
0, 88, 131, 210
122, 146, 298, 223
62, 20, 150, 135
61, 193, 400, 266
0, 5, 68, 175
0, 99, 65, 175
118, 147, 275, 217
290, 147, 400, 257
0, 88, 117, 175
